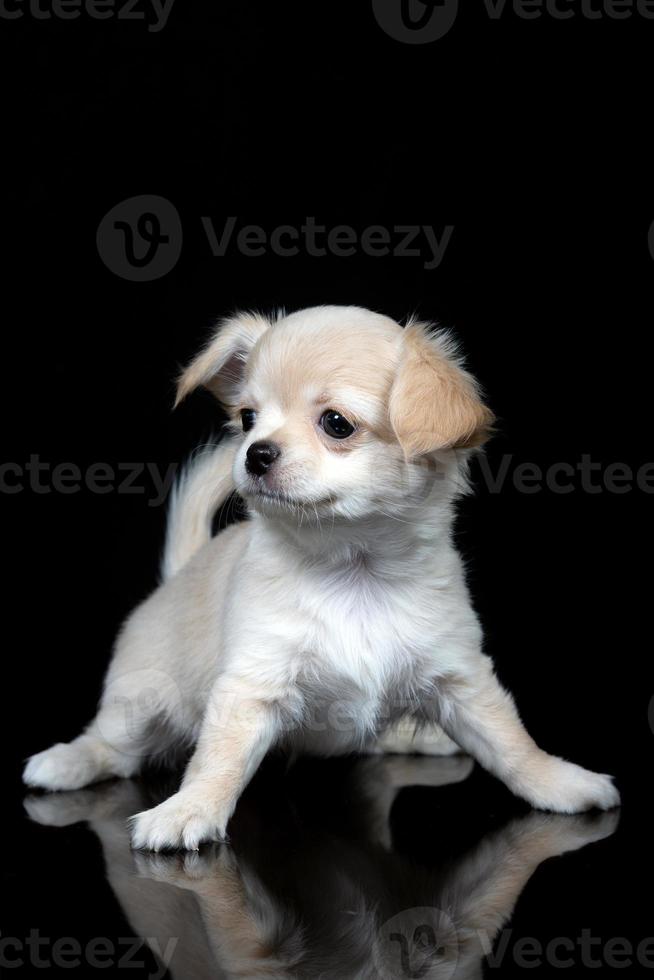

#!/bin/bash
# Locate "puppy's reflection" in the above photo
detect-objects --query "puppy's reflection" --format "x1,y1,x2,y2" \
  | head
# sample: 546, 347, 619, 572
26, 756, 617, 980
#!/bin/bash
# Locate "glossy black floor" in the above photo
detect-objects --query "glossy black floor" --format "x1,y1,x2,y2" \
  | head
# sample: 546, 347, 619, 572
3, 745, 649, 978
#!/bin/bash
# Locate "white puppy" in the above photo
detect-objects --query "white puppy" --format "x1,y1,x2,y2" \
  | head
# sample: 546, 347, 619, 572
24, 305, 619, 850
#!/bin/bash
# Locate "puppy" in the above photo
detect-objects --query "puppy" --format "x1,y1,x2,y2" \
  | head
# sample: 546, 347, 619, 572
23, 305, 620, 850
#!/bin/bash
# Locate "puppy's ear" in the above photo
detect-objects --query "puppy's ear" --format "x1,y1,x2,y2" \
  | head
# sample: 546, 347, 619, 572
389, 323, 494, 457
174, 312, 271, 408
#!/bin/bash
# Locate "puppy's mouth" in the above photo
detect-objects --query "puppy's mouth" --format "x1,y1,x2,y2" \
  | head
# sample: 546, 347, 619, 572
244, 484, 335, 511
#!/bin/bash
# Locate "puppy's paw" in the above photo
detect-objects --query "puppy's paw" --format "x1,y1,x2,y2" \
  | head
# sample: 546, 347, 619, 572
134, 844, 228, 889
23, 742, 104, 792
508, 809, 620, 861
543, 809, 621, 853
375, 722, 460, 757
129, 791, 228, 852
376, 753, 474, 788
25, 781, 147, 828
517, 757, 620, 814
24, 790, 100, 827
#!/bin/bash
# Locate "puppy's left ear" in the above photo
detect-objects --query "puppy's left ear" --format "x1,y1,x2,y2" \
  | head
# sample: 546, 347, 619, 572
174, 312, 271, 408
389, 323, 494, 457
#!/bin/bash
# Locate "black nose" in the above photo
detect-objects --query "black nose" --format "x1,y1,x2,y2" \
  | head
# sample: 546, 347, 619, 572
246, 441, 281, 476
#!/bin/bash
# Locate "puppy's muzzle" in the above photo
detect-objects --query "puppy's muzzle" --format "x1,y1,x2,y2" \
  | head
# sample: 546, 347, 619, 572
246, 441, 281, 477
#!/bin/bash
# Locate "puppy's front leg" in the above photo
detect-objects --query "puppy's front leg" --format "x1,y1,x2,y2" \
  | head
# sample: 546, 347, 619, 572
130, 676, 285, 851
435, 657, 620, 813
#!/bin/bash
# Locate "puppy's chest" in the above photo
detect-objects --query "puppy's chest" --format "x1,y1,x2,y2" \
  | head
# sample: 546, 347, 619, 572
296, 563, 434, 683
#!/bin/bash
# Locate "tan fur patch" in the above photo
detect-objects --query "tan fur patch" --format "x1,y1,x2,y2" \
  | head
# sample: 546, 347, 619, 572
174, 313, 271, 408
389, 323, 495, 456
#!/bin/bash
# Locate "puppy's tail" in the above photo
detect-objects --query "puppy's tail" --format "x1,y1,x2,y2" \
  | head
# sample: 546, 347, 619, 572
161, 439, 238, 582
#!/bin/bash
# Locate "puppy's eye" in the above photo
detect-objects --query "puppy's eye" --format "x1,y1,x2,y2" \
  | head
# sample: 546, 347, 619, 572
240, 409, 257, 432
320, 410, 355, 439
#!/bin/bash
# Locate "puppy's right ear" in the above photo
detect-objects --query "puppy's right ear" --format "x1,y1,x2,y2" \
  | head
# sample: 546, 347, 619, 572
174, 312, 270, 408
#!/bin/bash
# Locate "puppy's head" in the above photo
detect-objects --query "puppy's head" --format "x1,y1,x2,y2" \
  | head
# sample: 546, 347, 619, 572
176, 306, 493, 522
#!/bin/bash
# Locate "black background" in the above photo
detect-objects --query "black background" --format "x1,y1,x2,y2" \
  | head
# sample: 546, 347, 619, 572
2, 1, 653, 976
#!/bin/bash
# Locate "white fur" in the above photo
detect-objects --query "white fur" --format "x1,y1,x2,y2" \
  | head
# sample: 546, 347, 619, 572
160, 440, 237, 582
24, 306, 619, 850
